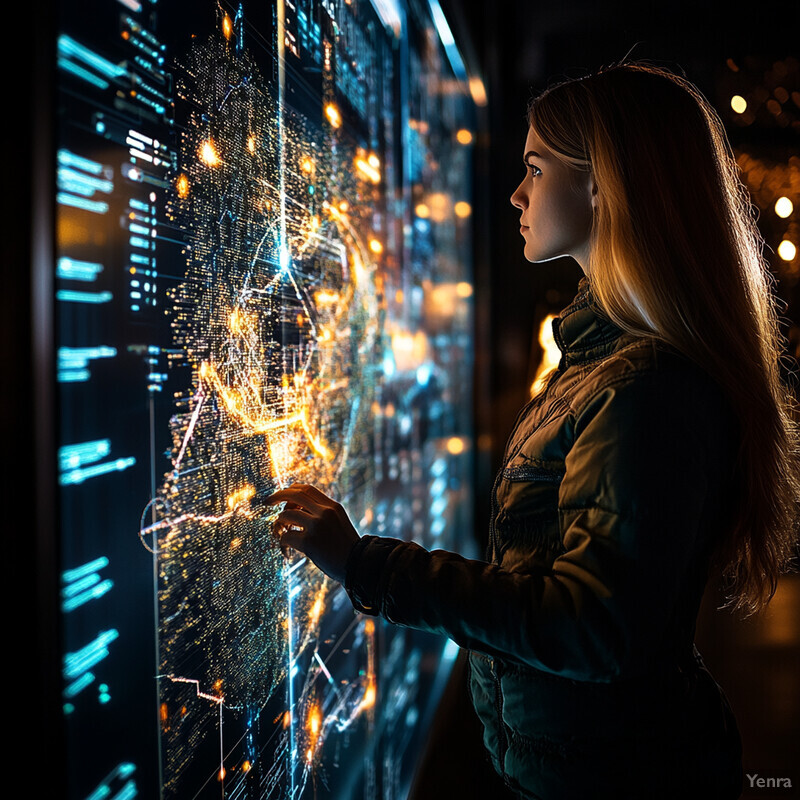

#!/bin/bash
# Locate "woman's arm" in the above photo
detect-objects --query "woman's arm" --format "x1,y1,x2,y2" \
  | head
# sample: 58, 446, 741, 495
269, 368, 735, 681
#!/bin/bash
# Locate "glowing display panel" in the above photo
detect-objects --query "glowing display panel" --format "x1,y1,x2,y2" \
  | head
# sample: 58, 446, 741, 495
56, 1, 475, 797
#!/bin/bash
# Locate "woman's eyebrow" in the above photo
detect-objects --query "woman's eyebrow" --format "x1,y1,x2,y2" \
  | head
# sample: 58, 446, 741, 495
523, 150, 544, 161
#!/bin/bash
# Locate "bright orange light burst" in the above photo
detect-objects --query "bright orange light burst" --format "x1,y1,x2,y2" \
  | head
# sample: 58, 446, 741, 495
456, 128, 473, 145
222, 14, 233, 39
369, 238, 383, 254
456, 281, 473, 298
176, 173, 189, 198
199, 140, 220, 167
447, 437, 465, 455
247, 135, 256, 153
226, 484, 255, 510
361, 678, 376, 710
325, 103, 341, 128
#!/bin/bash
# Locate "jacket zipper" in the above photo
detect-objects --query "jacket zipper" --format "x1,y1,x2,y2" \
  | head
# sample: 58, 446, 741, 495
489, 655, 510, 779
486, 348, 567, 779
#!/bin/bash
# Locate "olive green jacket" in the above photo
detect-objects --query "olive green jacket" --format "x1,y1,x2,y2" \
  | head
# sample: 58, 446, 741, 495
344, 276, 743, 798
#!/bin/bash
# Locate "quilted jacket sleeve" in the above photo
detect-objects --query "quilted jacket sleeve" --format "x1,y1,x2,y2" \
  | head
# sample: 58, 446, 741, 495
344, 367, 736, 681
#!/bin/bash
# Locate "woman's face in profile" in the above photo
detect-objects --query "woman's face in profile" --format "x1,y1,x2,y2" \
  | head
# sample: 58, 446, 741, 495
510, 125, 595, 272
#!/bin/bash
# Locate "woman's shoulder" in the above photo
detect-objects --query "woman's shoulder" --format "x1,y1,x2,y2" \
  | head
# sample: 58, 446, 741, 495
570, 336, 733, 429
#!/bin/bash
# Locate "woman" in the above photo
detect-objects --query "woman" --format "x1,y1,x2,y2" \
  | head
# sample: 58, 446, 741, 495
267, 61, 800, 799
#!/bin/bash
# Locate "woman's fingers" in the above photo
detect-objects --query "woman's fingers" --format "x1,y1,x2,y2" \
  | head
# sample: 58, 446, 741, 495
268, 484, 327, 513
274, 507, 314, 551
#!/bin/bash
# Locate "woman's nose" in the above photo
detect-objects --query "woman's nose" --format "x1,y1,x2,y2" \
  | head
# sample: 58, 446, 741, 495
510, 181, 526, 210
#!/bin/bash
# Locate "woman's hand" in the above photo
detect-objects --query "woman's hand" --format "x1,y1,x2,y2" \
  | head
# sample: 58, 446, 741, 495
265, 483, 360, 583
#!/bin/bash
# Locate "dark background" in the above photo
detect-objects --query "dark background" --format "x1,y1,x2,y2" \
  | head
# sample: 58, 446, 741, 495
8, 0, 799, 797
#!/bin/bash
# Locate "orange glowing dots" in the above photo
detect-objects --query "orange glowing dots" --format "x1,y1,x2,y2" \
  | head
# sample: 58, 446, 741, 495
369, 238, 383, 254
338, 200, 349, 212
367, 153, 380, 168
454, 201, 471, 218
160, 702, 168, 722
129, 267, 136, 274
415, 203, 430, 218
775, 197, 793, 218
778, 239, 796, 261
395, 289, 404, 303
301, 157, 314, 173
731, 95, 747, 114
176, 173, 189, 198
214, 678, 223, 690
283, 710, 292, 728
121, 30, 130, 39
222, 14, 233, 39
230, 537, 241, 550
218, 767, 226, 781
325, 103, 341, 128
456, 281, 473, 298
371, 400, 382, 415
447, 436, 465, 455
384, 402, 395, 418
242, 761, 251, 773
199, 139, 220, 167
297, 313, 305, 326
199, 362, 209, 378
247, 135, 256, 153
364, 618, 375, 635
456, 128, 473, 145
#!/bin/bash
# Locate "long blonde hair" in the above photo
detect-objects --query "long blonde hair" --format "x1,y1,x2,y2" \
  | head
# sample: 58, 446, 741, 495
528, 60, 800, 615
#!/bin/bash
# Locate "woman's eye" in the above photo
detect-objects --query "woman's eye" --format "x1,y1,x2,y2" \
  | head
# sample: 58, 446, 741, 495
527, 164, 541, 178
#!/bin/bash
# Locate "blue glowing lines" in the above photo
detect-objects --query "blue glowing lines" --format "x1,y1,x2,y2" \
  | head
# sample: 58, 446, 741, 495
59, 439, 136, 485
57, 257, 104, 282
60, 439, 111, 470
58, 346, 116, 383
57, 289, 113, 303
84, 763, 138, 800
57, 149, 113, 214
64, 671, 96, 699
58, 35, 127, 87
64, 629, 120, 681
427, 0, 467, 81
56, 194, 110, 214
369, 0, 403, 38
62, 556, 114, 613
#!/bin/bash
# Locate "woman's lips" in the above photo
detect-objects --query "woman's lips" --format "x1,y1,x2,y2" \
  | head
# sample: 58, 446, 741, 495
520, 225, 529, 232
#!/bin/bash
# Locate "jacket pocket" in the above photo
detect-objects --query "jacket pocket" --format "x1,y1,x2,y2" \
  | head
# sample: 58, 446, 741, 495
497, 465, 565, 563
502, 464, 564, 483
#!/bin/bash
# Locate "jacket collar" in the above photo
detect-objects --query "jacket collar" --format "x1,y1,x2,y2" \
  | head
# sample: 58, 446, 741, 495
552, 276, 625, 365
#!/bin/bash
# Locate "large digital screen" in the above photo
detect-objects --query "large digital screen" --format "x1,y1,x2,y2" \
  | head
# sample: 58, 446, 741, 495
55, 0, 476, 797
